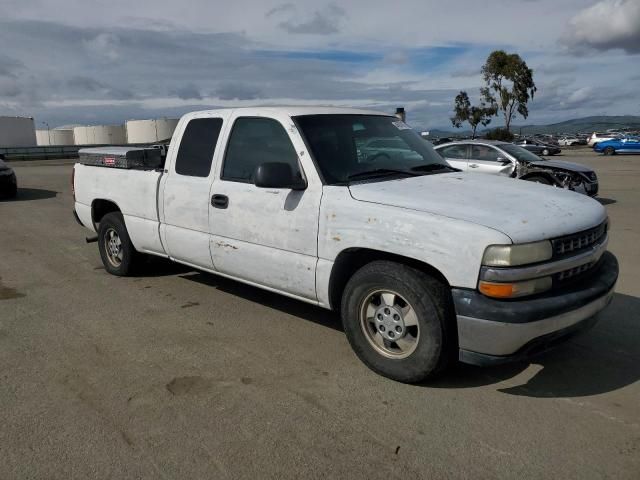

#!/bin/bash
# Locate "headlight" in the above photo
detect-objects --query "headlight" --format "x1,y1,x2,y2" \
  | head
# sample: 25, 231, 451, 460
482, 240, 553, 267
479, 277, 552, 299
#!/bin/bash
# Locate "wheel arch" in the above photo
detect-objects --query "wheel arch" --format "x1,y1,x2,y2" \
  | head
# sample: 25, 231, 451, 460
328, 247, 452, 312
91, 199, 122, 230
521, 171, 558, 186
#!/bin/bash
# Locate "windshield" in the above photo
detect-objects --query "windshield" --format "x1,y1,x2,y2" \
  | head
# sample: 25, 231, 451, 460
294, 114, 451, 184
500, 144, 545, 162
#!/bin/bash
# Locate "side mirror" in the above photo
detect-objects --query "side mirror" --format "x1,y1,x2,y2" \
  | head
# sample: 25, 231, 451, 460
254, 162, 307, 190
496, 156, 511, 165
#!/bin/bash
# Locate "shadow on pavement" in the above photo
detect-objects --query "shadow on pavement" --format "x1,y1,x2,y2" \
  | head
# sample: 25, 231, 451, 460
180, 271, 344, 332
137, 259, 638, 396
136, 256, 192, 278
598, 197, 617, 205
430, 292, 640, 398
0, 188, 58, 202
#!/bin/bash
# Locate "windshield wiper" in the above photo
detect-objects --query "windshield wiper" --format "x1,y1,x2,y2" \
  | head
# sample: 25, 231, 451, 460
411, 163, 460, 172
347, 168, 420, 181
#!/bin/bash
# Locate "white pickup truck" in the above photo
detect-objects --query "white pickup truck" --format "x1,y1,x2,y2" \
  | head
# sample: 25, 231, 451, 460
73, 107, 618, 382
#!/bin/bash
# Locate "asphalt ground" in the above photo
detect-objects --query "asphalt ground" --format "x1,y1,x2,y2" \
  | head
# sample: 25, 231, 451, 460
1, 149, 638, 479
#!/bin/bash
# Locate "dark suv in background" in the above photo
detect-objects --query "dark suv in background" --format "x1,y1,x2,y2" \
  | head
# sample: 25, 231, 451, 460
0, 154, 17, 199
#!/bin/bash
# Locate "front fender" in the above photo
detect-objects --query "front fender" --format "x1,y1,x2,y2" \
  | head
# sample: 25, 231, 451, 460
318, 187, 511, 290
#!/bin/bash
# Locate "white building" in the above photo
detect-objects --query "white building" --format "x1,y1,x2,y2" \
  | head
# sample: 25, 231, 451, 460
36, 128, 75, 146
73, 125, 127, 145
0, 116, 37, 147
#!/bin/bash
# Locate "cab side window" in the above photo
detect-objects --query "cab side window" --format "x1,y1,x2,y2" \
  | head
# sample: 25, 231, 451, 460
439, 145, 467, 159
222, 118, 301, 183
470, 145, 501, 162
175, 118, 223, 177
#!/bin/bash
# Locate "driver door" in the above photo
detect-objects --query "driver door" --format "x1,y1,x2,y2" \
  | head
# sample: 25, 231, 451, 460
208, 114, 321, 301
468, 145, 514, 176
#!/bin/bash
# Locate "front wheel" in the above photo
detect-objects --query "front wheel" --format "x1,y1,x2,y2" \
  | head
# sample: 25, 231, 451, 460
542, 148, 550, 156
525, 175, 553, 186
341, 261, 455, 383
6, 182, 17, 199
97, 212, 141, 276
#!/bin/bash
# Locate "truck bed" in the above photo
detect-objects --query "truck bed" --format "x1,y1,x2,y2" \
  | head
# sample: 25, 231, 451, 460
74, 163, 166, 256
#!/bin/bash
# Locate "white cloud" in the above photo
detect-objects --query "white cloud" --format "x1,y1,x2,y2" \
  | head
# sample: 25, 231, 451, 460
83, 33, 120, 61
564, 0, 640, 53
566, 86, 594, 104
0, 1, 638, 129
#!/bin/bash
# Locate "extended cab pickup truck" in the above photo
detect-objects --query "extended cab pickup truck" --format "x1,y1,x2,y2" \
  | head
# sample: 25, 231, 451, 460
73, 107, 618, 383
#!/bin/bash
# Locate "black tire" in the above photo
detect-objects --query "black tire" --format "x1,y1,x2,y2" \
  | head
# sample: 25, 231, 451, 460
6, 182, 17, 199
542, 148, 549, 156
525, 175, 553, 185
341, 261, 455, 383
97, 212, 141, 276
604, 147, 615, 156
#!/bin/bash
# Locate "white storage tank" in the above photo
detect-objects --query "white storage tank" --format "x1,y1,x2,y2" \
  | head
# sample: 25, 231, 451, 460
36, 128, 75, 146
73, 126, 92, 145
73, 125, 127, 145
0, 116, 37, 147
126, 118, 179, 144
93, 125, 126, 145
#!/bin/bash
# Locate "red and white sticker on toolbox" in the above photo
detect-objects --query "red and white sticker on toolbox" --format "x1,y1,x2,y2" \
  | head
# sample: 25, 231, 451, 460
103, 157, 116, 166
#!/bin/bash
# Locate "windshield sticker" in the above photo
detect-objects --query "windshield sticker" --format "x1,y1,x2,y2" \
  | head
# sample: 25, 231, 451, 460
392, 121, 411, 130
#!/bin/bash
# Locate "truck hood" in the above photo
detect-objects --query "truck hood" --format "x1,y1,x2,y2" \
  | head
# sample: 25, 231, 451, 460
348, 173, 606, 243
528, 159, 593, 173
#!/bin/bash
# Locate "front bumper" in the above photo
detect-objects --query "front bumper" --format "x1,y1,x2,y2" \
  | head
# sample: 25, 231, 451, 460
453, 251, 618, 365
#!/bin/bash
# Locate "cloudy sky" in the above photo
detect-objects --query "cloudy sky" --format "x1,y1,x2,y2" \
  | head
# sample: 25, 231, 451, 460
0, 0, 639, 130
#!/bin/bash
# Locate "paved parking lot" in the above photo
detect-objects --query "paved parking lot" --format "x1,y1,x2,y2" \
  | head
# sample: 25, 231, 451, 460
1, 149, 639, 479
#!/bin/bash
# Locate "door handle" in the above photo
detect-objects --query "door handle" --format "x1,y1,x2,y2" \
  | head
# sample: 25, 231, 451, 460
211, 194, 229, 209
469, 164, 479, 168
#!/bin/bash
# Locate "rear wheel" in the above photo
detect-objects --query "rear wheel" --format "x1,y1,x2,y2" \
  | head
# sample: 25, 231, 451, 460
341, 261, 455, 383
604, 147, 615, 156
97, 212, 141, 276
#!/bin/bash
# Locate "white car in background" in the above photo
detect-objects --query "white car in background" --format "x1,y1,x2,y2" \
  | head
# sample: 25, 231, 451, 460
558, 136, 583, 146
588, 132, 619, 148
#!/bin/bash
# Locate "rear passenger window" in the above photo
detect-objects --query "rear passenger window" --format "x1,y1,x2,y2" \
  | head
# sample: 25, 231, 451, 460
222, 117, 300, 183
175, 118, 223, 177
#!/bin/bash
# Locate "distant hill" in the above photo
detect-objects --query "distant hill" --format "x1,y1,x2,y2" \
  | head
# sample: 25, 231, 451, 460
515, 116, 640, 135
421, 115, 640, 137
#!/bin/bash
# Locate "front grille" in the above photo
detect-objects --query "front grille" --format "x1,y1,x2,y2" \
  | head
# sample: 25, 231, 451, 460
556, 262, 595, 282
552, 221, 607, 257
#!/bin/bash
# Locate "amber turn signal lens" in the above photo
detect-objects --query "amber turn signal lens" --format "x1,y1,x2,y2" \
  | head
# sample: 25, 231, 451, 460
478, 281, 515, 298
478, 277, 552, 299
